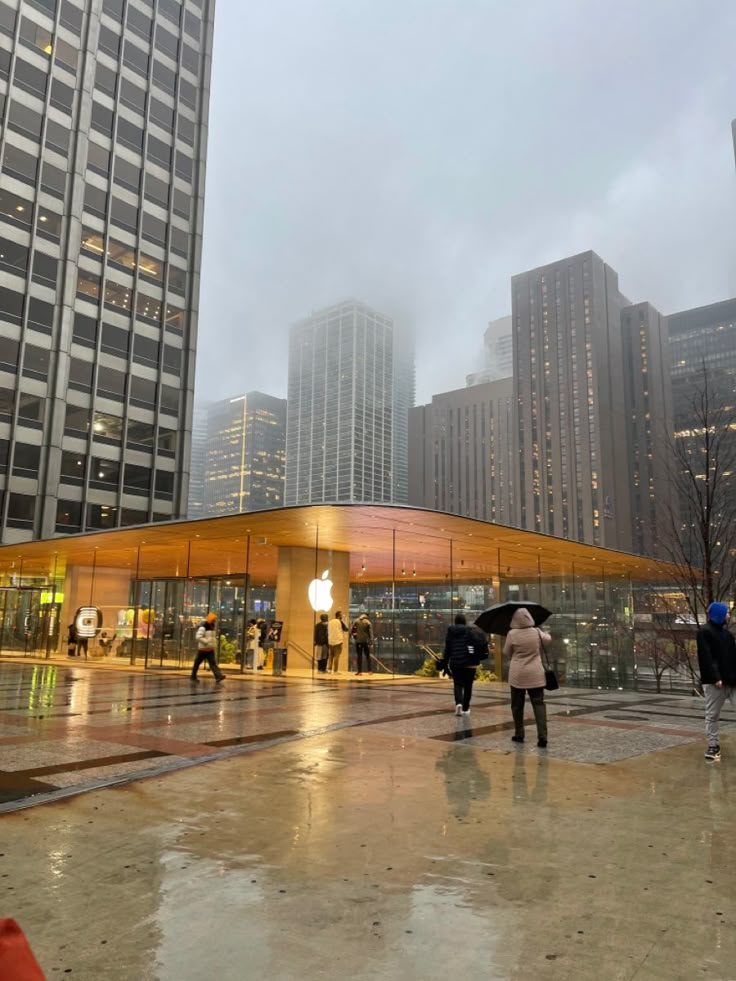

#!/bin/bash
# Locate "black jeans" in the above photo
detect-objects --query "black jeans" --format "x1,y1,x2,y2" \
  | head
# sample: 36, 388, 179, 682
510, 686, 547, 740
356, 642, 372, 672
191, 649, 224, 681
453, 667, 476, 711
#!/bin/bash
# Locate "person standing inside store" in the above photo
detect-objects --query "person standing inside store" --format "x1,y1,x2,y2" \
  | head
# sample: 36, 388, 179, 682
256, 618, 267, 669
191, 612, 225, 684
314, 613, 329, 673
353, 612, 374, 676
440, 614, 489, 715
697, 602, 736, 761
504, 607, 550, 747
327, 610, 349, 673
67, 621, 77, 657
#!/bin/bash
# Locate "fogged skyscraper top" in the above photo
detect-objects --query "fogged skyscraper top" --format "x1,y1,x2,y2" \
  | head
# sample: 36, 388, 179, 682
285, 300, 412, 505
466, 316, 513, 386
0, 0, 214, 542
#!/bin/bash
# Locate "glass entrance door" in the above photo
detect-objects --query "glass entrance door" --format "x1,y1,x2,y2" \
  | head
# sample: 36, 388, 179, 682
0, 588, 44, 657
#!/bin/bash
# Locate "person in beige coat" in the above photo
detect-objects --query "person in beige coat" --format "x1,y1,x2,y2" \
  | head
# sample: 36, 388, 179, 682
503, 607, 551, 747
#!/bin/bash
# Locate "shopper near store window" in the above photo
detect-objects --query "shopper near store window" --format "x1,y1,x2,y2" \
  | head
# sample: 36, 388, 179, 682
314, 614, 329, 673
191, 612, 225, 684
353, 613, 374, 676
246, 619, 259, 670
327, 611, 349, 673
256, 618, 267, 669
67, 621, 77, 657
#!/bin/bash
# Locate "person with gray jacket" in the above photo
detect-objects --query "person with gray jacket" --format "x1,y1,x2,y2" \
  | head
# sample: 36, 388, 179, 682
504, 607, 551, 747
352, 613, 374, 675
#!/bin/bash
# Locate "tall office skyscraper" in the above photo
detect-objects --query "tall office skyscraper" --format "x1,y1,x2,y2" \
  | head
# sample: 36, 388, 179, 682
408, 378, 514, 525
621, 302, 673, 557
512, 251, 633, 550
0, 0, 214, 542
187, 400, 209, 519
196, 392, 286, 517
285, 300, 412, 505
466, 316, 513, 386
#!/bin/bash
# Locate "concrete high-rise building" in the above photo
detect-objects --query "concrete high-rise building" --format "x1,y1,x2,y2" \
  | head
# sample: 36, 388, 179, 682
0, 0, 214, 542
512, 251, 633, 550
466, 316, 513, 386
285, 300, 413, 505
621, 302, 673, 557
391, 324, 416, 505
408, 378, 514, 525
199, 392, 286, 517
187, 401, 209, 519
732, 118, 735, 170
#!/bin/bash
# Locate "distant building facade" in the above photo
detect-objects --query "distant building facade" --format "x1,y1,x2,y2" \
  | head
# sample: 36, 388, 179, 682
512, 251, 635, 550
466, 316, 513, 386
408, 378, 514, 525
196, 393, 286, 517
621, 303, 673, 557
187, 402, 209, 518
668, 298, 736, 423
285, 300, 413, 505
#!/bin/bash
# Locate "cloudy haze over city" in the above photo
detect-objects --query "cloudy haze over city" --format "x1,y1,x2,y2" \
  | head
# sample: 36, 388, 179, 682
198, 0, 736, 402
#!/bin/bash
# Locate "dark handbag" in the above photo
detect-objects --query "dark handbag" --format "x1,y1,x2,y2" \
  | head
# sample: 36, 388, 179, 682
538, 630, 559, 691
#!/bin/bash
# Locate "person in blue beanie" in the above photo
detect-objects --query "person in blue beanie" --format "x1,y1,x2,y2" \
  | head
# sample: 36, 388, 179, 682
697, 602, 736, 761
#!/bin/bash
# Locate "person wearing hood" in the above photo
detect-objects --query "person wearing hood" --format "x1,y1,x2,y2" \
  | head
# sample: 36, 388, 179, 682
352, 612, 374, 676
314, 613, 329, 674
697, 602, 736, 761
191, 612, 225, 684
441, 614, 489, 715
504, 607, 551, 747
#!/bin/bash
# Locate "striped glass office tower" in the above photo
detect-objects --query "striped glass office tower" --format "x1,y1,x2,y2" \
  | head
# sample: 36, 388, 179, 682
0, 0, 214, 542
285, 300, 413, 505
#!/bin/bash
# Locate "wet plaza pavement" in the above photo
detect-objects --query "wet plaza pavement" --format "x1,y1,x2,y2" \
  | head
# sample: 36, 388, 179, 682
2, 660, 736, 979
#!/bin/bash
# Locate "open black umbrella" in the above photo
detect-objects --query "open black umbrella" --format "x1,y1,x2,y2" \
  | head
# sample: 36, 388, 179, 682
475, 601, 552, 636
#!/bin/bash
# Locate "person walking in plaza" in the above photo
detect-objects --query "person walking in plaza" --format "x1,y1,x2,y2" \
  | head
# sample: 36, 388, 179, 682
327, 610, 349, 673
440, 613, 489, 715
191, 612, 225, 684
697, 602, 736, 761
314, 613, 329, 673
353, 612, 374, 676
505, 607, 550, 747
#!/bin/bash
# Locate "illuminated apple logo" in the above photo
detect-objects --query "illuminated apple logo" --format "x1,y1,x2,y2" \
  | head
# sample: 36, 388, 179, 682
308, 569, 334, 612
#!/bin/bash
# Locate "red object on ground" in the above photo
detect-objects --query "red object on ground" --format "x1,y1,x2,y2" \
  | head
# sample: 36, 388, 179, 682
0, 919, 46, 980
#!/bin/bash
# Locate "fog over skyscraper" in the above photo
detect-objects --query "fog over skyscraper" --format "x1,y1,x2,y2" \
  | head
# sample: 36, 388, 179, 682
285, 300, 413, 506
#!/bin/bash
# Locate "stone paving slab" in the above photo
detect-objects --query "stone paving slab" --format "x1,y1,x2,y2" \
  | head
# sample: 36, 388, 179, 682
0, 661, 722, 810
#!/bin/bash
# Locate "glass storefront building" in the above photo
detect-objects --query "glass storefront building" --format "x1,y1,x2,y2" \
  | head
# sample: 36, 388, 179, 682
0, 504, 680, 689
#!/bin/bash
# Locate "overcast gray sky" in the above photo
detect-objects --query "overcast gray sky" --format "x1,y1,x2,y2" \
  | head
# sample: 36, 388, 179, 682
197, 0, 736, 404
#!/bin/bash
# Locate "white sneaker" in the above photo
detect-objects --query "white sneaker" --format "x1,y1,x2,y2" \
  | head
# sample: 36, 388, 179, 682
455, 704, 463, 716
462, 709, 471, 716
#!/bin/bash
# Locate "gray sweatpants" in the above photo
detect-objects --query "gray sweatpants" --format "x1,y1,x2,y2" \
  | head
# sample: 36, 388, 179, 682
704, 684, 736, 745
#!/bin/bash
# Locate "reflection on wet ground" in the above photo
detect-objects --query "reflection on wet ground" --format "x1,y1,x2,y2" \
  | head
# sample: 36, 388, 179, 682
2, 662, 736, 979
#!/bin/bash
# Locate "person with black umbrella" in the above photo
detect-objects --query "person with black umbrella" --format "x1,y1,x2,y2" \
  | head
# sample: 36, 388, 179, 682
504, 607, 551, 747
439, 614, 489, 715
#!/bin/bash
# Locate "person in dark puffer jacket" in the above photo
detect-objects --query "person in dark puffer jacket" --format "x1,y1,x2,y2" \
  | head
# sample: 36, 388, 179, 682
440, 614, 489, 716
697, 602, 736, 761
